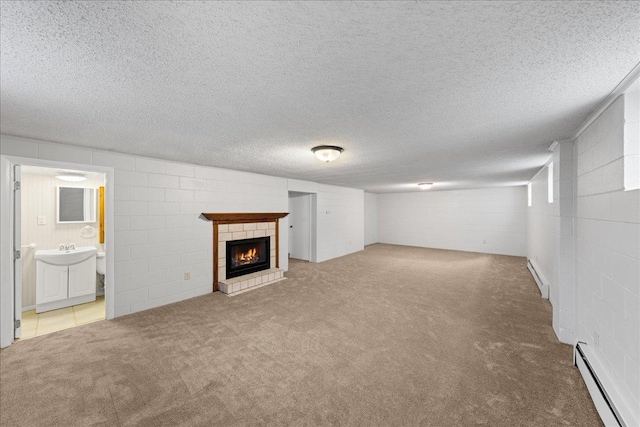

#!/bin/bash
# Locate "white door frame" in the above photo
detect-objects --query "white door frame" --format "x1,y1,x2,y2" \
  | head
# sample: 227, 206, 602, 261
0, 155, 115, 348
287, 191, 317, 263
13, 164, 22, 339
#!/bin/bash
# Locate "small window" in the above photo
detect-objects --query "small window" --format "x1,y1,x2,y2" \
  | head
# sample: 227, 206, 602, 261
623, 81, 639, 191
527, 183, 532, 207
548, 162, 553, 203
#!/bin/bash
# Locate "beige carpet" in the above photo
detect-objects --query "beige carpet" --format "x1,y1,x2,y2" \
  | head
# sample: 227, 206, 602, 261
0, 244, 601, 426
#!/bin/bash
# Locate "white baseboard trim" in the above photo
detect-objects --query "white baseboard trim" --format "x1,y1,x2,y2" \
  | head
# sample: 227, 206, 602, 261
575, 342, 637, 427
527, 259, 549, 299
23, 292, 102, 311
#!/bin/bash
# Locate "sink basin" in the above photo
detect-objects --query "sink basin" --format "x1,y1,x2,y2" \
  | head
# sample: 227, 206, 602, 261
35, 246, 97, 266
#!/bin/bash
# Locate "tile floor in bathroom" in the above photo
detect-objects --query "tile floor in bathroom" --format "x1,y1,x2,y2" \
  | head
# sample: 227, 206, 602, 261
19, 296, 105, 340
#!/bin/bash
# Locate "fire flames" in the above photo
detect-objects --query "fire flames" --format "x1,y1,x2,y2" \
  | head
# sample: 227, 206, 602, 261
234, 247, 259, 266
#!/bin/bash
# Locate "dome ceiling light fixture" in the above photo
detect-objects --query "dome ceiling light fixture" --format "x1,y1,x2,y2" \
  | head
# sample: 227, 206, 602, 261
311, 145, 344, 163
418, 182, 433, 190
55, 172, 88, 182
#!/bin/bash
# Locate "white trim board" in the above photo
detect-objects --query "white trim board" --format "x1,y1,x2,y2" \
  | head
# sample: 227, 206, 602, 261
0, 157, 14, 348
528, 157, 553, 183
572, 62, 640, 142
576, 342, 637, 427
527, 259, 549, 299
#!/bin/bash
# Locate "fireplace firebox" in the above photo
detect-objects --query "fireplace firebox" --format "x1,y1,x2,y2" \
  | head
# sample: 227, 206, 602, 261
226, 236, 271, 279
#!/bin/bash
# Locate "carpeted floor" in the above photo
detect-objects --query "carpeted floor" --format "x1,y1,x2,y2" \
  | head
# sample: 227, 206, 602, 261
0, 244, 602, 426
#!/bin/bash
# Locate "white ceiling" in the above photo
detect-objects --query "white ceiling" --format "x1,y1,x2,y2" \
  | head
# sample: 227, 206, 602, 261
1, 1, 638, 193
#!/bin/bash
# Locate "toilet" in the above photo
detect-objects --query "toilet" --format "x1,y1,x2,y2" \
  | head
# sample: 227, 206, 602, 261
96, 252, 106, 275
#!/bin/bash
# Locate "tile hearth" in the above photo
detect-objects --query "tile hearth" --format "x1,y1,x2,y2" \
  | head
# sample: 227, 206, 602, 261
218, 268, 286, 296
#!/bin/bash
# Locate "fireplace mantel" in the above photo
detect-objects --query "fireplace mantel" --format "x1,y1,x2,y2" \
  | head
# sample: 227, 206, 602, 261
202, 212, 289, 291
202, 212, 289, 224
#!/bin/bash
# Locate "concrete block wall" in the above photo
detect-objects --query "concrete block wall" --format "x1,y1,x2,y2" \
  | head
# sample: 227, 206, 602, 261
574, 94, 640, 421
377, 187, 527, 257
1, 134, 365, 319
316, 184, 365, 262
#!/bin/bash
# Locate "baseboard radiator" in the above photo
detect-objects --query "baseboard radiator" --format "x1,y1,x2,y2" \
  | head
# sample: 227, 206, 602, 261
526, 259, 548, 299
575, 342, 628, 427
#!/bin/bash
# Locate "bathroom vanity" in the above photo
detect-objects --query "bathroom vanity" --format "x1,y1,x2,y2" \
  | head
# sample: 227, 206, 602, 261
35, 246, 97, 313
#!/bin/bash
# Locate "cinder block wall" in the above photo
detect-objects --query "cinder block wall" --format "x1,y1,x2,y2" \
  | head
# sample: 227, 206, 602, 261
574, 94, 640, 418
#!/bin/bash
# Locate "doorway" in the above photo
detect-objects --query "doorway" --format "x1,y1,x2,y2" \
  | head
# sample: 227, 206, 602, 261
288, 191, 314, 261
19, 165, 106, 339
0, 155, 115, 348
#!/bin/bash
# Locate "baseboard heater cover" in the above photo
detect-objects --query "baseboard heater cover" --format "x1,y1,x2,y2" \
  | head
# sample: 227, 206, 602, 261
527, 259, 549, 299
575, 342, 629, 427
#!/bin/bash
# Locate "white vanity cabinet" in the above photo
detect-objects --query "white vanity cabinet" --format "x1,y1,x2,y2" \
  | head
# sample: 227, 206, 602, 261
35, 247, 97, 313
68, 259, 97, 298
37, 263, 69, 304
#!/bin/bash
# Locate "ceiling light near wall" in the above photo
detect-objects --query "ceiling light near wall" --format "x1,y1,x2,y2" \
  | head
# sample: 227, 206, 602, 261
55, 172, 87, 182
311, 145, 344, 163
418, 182, 433, 190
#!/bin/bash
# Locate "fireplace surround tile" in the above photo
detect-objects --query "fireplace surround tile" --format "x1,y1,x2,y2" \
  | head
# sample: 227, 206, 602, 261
229, 224, 243, 232
232, 231, 247, 240
202, 212, 289, 292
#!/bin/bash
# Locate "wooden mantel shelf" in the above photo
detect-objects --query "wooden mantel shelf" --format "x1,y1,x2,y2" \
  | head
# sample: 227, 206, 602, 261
202, 212, 289, 224
202, 212, 289, 292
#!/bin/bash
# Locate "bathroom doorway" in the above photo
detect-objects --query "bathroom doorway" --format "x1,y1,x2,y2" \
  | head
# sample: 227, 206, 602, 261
0, 155, 115, 347
17, 166, 106, 339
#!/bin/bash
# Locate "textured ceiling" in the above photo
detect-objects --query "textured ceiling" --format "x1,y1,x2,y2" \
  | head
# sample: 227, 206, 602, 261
1, 1, 639, 193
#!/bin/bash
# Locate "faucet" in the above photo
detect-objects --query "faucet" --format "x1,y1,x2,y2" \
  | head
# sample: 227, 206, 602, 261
69, 243, 75, 250
59, 244, 75, 251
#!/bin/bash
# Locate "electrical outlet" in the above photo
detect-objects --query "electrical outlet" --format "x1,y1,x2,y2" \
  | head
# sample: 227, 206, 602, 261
184, 271, 191, 280
37, 216, 46, 225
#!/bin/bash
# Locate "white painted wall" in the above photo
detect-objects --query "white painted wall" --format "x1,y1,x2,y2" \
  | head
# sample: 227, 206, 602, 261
527, 162, 554, 293
0, 135, 365, 325
364, 192, 378, 245
377, 187, 527, 256
527, 140, 576, 344
574, 93, 639, 424
21, 172, 105, 308
316, 184, 365, 262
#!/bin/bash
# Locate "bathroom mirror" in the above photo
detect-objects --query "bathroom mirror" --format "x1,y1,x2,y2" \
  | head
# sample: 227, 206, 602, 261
57, 187, 97, 223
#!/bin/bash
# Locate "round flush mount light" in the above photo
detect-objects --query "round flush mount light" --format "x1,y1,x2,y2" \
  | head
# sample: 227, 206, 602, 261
55, 172, 87, 182
418, 182, 433, 190
311, 145, 344, 163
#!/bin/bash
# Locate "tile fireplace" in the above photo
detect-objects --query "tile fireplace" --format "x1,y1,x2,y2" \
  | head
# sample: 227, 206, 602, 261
202, 212, 289, 295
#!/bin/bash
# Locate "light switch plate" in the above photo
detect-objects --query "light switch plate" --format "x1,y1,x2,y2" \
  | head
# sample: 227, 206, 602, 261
37, 216, 46, 225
